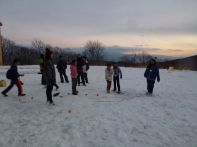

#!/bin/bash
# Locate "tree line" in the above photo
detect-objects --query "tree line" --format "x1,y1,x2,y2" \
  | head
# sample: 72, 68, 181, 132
2, 37, 153, 65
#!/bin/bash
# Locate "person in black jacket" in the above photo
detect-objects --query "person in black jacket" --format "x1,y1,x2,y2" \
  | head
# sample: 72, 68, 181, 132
43, 48, 56, 105
56, 55, 69, 83
144, 58, 160, 94
1, 59, 25, 96
77, 56, 86, 86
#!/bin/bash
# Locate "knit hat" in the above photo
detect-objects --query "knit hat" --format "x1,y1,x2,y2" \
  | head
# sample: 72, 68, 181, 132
45, 48, 53, 59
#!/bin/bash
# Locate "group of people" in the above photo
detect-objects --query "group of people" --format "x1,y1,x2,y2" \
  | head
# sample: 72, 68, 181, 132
40, 48, 90, 104
1, 47, 160, 105
1, 48, 90, 105
104, 58, 160, 95
105, 63, 122, 93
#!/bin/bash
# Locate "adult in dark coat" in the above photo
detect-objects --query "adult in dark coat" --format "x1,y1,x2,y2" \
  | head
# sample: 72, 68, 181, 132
144, 58, 160, 94
56, 56, 69, 83
1, 59, 25, 96
77, 56, 86, 86
44, 48, 56, 105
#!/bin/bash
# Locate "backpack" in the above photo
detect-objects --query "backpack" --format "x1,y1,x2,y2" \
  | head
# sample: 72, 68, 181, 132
6, 68, 13, 79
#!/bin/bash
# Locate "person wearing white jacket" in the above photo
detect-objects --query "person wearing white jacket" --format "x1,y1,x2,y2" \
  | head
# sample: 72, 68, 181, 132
105, 63, 113, 93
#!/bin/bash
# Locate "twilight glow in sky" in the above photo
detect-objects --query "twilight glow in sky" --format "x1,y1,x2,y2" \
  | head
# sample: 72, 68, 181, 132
0, 0, 197, 56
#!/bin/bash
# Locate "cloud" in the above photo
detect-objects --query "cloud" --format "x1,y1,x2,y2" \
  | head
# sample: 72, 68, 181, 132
1, 0, 197, 52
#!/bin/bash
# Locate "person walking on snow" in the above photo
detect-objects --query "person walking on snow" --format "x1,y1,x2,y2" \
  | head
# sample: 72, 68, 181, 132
113, 63, 122, 93
105, 63, 113, 93
43, 48, 56, 105
56, 55, 69, 83
144, 58, 160, 95
1, 59, 26, 97
70, 60, 78, 95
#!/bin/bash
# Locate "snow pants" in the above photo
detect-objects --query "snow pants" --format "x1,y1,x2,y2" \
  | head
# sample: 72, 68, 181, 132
77, 71, 85, 85
83, 73, 88, 83
2, 80, 23, 95
46, 85, 53, 103
113, 76, 120, 92
106, 80, 112, 92
59, 71, 69, 83
147, 79, 155, 94
72, 78, 78, 93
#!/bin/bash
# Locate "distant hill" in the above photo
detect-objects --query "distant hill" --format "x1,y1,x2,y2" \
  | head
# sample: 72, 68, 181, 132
159, 55, 197, 70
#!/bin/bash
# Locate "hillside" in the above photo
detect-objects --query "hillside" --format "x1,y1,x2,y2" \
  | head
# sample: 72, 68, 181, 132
159, 55, 197, 70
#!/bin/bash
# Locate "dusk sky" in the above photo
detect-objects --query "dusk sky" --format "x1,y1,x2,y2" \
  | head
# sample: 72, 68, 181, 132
0, 0, 197, 56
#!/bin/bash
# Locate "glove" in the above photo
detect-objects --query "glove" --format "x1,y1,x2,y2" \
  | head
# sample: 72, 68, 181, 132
157, 78, 160, 82
120, 76, 122, 79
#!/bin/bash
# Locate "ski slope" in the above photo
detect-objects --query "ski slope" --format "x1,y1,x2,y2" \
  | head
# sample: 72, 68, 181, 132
0, 66, 197, 147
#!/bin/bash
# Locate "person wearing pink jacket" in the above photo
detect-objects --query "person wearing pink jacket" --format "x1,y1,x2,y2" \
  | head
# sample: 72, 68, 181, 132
70, 60, 78, 95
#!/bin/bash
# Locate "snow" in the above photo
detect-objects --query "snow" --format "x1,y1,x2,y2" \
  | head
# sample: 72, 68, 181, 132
0, 65, 197, 147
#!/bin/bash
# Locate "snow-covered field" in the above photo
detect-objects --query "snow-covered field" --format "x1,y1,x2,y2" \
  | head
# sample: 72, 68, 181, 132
0, 66, 197, 147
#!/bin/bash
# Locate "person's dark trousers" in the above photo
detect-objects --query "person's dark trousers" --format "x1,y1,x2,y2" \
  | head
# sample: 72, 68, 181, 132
147, 79, 155, 94
83, 73, 88, 83
2, 80, 21, 95
41, 74, 46, 85
77, 72, 85, 85
106, 80, 112, 92
72, 78, 77, 93
113, 76, 120, 92
46, 85, 53, 103
59, 72, 69, 83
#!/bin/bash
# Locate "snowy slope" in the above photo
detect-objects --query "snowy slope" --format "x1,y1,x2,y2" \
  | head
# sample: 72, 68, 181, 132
0, 66, 197, 147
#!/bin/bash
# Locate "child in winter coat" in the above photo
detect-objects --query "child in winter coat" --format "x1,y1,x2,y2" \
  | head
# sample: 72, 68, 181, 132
113, 63, 122, 93
70, 60, 78, 95
105, 63, 113, 93
144, 58, 160, 94
2, 59, 25, 97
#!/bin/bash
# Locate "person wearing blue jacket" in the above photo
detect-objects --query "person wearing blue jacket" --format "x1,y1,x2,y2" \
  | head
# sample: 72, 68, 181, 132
144, 58, 160, 94
113, 63, 122, 93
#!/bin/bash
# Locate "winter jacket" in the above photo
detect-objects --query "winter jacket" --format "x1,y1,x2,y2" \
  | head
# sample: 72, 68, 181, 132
113, 67, 122, 78
105, 68, 113, 81
82, 65, 87, 73
77, 57, 84, 73
70, 65, 78, 79
57, 59, 67, 73
144, 64, 160, 81
44, 59, 56, 85
7, 65, 20, 82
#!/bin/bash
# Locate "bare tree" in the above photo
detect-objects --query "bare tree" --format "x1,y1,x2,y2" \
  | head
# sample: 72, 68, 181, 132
31, 39, 46, 54
2, 38, 16, 64
83, 40, 105, 61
